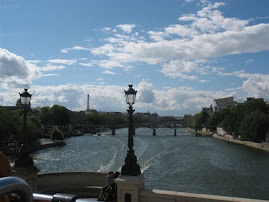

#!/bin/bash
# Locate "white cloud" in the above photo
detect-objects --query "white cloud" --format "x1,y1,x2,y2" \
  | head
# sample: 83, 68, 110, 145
245, 59, 254, 64
241, 75, 269, 99
137, 81, 155, 103
42, 74, 61, 77
61, 46, 91, 53
0, 49, 40, 88
61, 2, 268, 81
47, 59, 76, 65
2, 80, 264, 116
116, 24, 136, 33
0, 48, 30, 79
88, 10, 268, 79
218, 70, 269, 100
103, 70, 116, 75
79, 62, 93, 67
164, 24, 198, 37
200, 80, 209, 83
40, 65, 66, 72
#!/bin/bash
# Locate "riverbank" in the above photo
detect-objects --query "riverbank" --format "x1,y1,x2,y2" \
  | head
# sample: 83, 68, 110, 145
29, 141, 66, 152
1, 141, 66, 156
187, 127, 269, 152
187, 127, 213, 137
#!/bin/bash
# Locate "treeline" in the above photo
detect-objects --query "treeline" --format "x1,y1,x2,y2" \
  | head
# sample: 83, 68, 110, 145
0, 107, 41, 146
0, 105, 71, 146
0, 104, 129, 146
84, 113, 125, 126
184, 99, 269, 142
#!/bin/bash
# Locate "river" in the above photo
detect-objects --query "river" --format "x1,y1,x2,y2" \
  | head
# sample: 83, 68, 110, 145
33, 128, 269, 200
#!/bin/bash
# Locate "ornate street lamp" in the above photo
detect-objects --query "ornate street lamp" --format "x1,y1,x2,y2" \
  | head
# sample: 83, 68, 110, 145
15, 89, 34, 167
121, 85, 141, 176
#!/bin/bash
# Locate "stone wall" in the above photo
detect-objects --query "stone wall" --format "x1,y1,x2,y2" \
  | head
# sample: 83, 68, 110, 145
37, 172, 107, 197
140, 189, 267, 202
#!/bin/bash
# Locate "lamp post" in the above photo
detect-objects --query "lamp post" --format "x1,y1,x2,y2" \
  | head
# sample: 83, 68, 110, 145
15, 89, 34, 167
121, 85, 141, 176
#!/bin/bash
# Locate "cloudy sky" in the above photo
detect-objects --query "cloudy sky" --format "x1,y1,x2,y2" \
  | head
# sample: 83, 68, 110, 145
0, 0, 268, 116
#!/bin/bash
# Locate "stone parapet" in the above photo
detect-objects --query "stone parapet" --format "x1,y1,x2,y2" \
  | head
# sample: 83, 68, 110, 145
140, 189, 268, 202
37, 172, 107, 197
115, 174, 145, 202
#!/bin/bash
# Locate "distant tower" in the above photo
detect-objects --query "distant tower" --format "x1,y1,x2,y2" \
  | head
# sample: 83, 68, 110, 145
87, 94, 90, 111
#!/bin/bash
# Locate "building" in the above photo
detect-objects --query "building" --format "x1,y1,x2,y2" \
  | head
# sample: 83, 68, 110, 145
244, 97, 264, 103
202, 104, 213, 114
135, 111, 160, 123
214, 96, 235, 112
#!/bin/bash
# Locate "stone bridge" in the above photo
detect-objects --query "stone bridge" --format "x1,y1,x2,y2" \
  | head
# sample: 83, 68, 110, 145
73, 121, 186, 136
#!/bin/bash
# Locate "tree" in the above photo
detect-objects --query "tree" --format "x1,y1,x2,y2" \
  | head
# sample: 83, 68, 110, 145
200, 111, 209, 126
0, 108, 41, 146
50, 105, 70, 128
183, 114, 192, 127
84, 113, 106, 126
40, 106, 52, 133
239, 110, 268, 142
0, 108, 21, 145
220, 107, 236, 135
50, 128, 64, 142
205, 113, 220, 132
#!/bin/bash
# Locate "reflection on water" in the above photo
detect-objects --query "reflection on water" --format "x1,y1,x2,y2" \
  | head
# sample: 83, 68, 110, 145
34, 128, 269, 200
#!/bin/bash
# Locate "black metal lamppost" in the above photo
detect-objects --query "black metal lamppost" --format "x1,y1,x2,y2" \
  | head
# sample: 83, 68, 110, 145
15, 89, 34, 167
121, 85, 141, 176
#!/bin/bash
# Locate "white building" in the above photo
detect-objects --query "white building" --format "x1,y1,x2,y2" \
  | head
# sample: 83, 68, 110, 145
214, 97, 235, 112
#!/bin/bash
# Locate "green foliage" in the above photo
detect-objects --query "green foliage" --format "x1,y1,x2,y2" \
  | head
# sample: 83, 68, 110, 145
0, 108, 41, 145
239, 110, 268, 142
49, 105, 70, 127
50, 128, 64, 142
200, 111, 209, 126
40, 106, 52, 126
183, 114, 192, 127
107, 115, 125, 125
0, 108, 22, 144
185, 99, 268, 142
134, 114, 148, 124
85, 113, 106, 125
184, 112, 209, 128
205, 113, 220, 131
84, 113, 125, 126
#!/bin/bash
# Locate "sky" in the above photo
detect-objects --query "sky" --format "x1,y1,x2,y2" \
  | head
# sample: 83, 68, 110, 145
0, 0, 268, 116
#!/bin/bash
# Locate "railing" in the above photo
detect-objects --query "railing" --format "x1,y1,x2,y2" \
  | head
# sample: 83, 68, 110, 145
0, 177, 102, 202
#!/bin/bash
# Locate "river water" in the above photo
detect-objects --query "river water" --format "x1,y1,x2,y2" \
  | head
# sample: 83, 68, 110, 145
33, 128, 269, 200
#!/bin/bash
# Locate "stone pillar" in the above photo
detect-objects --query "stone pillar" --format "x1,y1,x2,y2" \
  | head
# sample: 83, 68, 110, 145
115, 174, 145, 202
12, 166, 39, 192
174, 128, 176, 136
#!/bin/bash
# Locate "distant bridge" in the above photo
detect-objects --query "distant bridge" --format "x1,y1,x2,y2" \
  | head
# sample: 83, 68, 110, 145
73, 121, 186, 136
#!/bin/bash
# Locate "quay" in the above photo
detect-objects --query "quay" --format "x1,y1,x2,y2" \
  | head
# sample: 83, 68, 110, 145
187, 127, 269, 152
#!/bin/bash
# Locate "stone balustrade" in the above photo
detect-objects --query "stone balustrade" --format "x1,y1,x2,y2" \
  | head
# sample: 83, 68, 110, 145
37, 172, 107, 197
35, 172, 268, 202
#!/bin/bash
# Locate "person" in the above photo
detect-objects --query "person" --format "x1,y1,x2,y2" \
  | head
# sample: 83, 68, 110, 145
97, 171, 114, 201
0, 151, 12, 202
103, 171, 119, 201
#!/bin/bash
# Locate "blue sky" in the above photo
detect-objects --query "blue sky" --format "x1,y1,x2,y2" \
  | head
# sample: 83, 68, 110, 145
0, 0, 268, 115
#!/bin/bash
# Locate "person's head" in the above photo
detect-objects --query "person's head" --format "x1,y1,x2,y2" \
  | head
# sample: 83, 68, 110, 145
108, 171, 114, 177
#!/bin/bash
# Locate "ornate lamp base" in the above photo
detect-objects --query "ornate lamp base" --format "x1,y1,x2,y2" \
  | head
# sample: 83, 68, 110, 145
121, 149, 141, 176
14, 144, 34, 167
